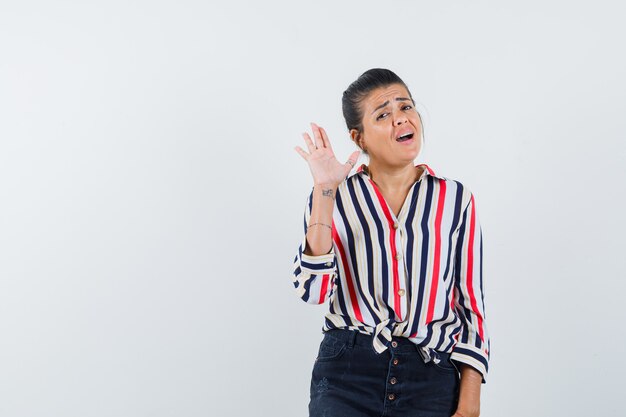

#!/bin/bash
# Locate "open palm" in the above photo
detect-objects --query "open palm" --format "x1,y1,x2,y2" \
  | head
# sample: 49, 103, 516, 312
294, 122, 361, 187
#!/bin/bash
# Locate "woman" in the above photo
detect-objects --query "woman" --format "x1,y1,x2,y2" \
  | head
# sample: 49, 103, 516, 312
292, 68, 490, 417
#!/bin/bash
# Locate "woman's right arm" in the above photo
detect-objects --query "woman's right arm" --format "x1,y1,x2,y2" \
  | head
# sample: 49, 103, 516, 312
303, 182, 337, 256
292, 187, 338, 304
292, 122, 360, 304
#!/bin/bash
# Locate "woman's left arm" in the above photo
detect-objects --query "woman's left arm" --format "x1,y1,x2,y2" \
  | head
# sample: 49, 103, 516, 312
450, 190, 491, 416
452, 364, 482, 417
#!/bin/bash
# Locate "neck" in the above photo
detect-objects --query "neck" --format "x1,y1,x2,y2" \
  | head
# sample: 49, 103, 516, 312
367, 159, 422, 191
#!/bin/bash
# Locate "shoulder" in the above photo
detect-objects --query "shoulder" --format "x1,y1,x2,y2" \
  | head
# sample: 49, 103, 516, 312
431, 170, 470, 193
436, 174, 476, 212
441, 175, 470, 192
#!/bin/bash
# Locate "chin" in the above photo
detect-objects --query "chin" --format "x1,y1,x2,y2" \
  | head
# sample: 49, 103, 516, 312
402, 148, 421, 160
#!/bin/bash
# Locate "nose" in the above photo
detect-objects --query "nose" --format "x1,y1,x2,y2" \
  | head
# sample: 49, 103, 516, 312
394, 111, 408, 125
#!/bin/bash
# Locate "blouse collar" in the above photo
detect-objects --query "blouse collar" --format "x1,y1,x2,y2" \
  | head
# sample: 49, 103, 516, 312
354, 162, 445, 181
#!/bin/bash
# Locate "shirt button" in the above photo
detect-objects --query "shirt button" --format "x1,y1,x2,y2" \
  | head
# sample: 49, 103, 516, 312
395, 253, 402, 260
388, 393, 396, 401
391, 341, 398, 348
397, 289, 405, 296
393, 358, 399, 365
325, 261, 333, 267
393, 223, 399, 229
390, 377, 397, 385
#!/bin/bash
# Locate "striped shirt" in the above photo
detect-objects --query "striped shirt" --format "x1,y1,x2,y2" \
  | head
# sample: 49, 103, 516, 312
292, 162, 490, 383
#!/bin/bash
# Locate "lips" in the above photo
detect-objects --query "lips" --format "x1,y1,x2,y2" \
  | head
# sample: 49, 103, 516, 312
396, 131, 414, 142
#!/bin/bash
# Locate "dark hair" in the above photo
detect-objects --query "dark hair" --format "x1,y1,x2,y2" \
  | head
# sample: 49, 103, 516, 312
342, 68, 422, 154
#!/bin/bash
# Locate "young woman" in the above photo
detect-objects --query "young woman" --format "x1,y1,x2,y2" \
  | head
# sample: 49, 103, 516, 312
293, 68, 490, 417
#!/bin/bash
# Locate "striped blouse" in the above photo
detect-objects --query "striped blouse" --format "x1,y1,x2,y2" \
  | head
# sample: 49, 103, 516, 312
292, 162, 490, 383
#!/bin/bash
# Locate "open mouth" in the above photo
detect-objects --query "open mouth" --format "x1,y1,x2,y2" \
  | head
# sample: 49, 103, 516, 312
396, 133, 414, 142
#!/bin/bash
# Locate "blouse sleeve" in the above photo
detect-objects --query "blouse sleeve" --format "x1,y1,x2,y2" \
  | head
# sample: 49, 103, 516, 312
291, 188, 338, 304
450, 191, 491, 383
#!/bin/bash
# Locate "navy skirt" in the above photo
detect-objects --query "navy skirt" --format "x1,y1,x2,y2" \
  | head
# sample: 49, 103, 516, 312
309, 328, 460, 417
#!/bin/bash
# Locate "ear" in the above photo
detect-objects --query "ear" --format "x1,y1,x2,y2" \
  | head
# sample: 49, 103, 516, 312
350, 128, 364, 150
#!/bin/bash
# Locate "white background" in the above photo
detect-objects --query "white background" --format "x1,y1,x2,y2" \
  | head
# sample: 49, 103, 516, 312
1, 1, 624, 416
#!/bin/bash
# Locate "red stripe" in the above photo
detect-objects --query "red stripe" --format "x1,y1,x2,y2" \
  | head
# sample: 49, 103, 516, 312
450, 287, 455, 310
332, 221, 364, 323
426, 181, 446, 322
466, 194, 486, 342
368, 179, 402, 321
319, 274, 329, 303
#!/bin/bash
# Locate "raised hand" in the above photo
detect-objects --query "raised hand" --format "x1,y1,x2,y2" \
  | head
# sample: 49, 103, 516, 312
294, 122, 361, 188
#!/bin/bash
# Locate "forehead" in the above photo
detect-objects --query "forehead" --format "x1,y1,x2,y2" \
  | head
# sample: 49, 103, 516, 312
363, 84, 410, 109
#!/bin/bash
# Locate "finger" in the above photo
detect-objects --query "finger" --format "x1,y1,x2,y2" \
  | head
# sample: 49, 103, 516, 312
302, 132, 317, 153
347, 150, 361, 166
294, 146, 310, 161
312, 122, 328, 148
318, 125, 334, 151
343, 150, 361, 177
346, 150, 360, 168
310, 122, 323, 148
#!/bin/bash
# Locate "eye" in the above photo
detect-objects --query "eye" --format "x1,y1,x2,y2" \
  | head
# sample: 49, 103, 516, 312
403, 105, 413, 110
376, 112, 388, 120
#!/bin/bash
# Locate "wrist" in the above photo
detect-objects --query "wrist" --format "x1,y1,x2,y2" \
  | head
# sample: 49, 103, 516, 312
455, 404, 480, 417
313, 182, 339, 189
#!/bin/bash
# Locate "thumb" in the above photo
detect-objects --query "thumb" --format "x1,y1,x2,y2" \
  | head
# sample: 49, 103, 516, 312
344, 150, 361, 175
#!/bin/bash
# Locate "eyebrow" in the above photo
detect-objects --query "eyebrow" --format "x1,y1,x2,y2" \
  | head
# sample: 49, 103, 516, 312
371, 97, 412, 115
